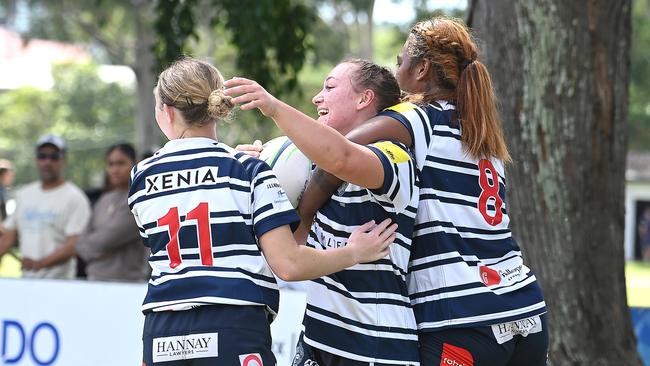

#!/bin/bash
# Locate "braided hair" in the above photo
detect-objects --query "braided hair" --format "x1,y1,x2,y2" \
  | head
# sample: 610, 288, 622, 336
405, 16, 511, 162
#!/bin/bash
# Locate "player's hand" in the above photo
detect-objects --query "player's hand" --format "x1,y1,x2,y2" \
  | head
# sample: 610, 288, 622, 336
235, 140, 264, 158
346, 218, 397, 264
224, 77, 279, 118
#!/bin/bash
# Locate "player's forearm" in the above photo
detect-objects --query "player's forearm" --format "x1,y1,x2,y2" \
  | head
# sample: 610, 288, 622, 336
298, 168, 343, 220
271, 101, 361, 175
39, 236, 78, 268
292, 224, 309, 246
345, 116, 412, 148
278, 245, 357, 282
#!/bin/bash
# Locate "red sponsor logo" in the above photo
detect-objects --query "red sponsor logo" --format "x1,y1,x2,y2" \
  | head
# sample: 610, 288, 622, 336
240, 353, 263, 366
440, 343, 473, 366
479, 265, 501, 286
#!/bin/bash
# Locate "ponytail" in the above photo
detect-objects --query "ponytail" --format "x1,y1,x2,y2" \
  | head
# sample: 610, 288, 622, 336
457, 61, 511, 162
407, 16, 512, 163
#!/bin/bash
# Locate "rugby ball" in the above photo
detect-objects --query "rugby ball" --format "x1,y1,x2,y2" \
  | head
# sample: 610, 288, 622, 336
259, 136, 312, 208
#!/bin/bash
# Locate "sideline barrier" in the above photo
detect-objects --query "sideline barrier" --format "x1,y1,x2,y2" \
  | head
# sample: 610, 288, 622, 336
2, 277, 649, 365
0, 278, 306, 366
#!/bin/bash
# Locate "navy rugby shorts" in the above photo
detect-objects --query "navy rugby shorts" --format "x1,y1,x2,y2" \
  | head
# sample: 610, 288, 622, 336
291, 332, 414, 366
419, 314, 549, 366
142, 304, 275, 366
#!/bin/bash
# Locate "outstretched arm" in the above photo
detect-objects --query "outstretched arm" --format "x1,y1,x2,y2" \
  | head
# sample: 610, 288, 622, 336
225, 77, 388, 189
296, 116, 413, 227
260, 218, 397, 281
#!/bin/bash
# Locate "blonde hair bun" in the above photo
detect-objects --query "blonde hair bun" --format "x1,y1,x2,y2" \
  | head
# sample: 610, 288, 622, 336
207, 89, 234, 120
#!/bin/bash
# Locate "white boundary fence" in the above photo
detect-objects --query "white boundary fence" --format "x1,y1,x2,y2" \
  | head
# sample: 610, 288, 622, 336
0, 278, 306, 366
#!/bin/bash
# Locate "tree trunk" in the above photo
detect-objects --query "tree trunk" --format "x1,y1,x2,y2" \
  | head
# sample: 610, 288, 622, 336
470, 1, 638, 364
133, 0, 159, 156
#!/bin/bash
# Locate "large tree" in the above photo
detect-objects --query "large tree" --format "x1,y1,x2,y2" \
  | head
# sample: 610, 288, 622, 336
469, 1, 639, 364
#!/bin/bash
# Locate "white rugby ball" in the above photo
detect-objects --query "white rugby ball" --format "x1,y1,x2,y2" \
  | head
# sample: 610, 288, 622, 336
259, 136, 312, 208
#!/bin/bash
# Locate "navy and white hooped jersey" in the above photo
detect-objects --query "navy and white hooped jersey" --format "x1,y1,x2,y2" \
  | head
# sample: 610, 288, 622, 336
303, 141, 420, 365
379, 102, 546, 331
128, 137, 299, 317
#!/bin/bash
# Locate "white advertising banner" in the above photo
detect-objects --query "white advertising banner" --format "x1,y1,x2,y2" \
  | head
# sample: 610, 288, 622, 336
0, 278, 306, 366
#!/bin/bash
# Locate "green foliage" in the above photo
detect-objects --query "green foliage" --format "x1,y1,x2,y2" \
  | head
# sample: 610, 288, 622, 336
154, 0, 316, 95
20, 0, 136, 64
0, 63, 136, 189
373, 24, 405, 67
308, 16, 349, 65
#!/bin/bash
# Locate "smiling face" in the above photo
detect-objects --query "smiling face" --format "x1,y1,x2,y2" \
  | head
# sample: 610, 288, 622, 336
311, 63, 366, 136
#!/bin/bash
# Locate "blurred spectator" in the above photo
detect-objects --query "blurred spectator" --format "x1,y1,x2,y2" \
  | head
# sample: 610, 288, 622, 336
0, 135, 91, 279
638, 207, 650, 262
0, 159, 14, 221
76, 143, 148, 282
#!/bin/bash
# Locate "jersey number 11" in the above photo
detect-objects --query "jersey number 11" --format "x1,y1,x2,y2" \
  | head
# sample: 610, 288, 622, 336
158, 202, 213, 268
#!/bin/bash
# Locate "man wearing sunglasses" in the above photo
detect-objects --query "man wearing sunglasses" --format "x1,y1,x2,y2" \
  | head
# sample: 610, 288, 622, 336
0, 135, 91, 279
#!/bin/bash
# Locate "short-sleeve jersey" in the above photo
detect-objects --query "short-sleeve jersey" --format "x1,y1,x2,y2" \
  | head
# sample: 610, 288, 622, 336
303, 141, 420, 365
128, 138, 299, 317
378, 102, 546, 331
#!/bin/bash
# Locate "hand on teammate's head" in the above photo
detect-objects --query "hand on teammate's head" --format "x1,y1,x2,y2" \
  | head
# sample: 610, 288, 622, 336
224, 77, 279, 118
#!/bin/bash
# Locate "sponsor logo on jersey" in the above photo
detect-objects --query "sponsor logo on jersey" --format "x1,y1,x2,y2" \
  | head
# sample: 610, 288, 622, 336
479, 265, 501, 286
336, 182, 349, 197
499, 264, 523, 282
274, 189, 289, 204
315, 226, 345, 249
372, 141, 411, 164
145, 167, 219, 194
479, 260, 527, 287
152, 332, 218, 362
440, 343, 473, 366
491, 315, 543, 344
239, 353, 263, 366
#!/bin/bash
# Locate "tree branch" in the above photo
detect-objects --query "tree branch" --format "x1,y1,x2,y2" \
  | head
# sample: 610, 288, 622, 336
67, 17, 130, 64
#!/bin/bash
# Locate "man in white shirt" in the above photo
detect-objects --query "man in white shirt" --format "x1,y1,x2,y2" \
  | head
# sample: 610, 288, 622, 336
0, 135, 91, 279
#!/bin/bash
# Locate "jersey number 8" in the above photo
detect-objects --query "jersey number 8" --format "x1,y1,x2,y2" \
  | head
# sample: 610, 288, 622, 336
477, 159, 503, 226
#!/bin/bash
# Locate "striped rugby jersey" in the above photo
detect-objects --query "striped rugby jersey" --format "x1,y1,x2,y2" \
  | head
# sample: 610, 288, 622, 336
128, 138, 299, 317
379, 102, 546, 331
303, 141, 420, 365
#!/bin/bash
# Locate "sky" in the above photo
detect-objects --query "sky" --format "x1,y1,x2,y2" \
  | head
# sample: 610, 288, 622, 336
374, 0, 468, 24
